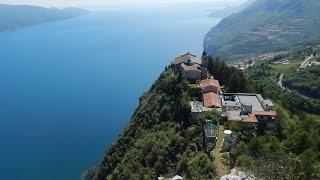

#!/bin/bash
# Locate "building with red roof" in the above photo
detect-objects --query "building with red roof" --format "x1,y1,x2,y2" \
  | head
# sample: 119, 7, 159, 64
203, 92, 222, 108
181, 63, 202, 81
200, 78, 221, 94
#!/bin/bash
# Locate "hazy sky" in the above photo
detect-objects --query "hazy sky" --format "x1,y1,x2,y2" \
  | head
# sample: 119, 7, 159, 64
0, 0, 246, 9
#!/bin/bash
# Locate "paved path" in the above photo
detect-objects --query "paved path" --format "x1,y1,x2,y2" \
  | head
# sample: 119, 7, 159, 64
277, 74, 285, 89
277, 73, 312, 99
214, 125, 228, 178
299, 54, 313, 69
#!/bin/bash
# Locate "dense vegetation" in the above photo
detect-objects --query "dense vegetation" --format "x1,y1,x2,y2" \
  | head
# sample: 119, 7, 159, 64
247, 62, 320, 114
0, 4, 88, 31
87, 56, 320, 179
85, 70, 215, 179
236, 61, 320, 179
85, 58, 253, 179
206, 57, 255, 93
284, 66, 320, 99
204, 58, 319, 179
204, 0, 320, 59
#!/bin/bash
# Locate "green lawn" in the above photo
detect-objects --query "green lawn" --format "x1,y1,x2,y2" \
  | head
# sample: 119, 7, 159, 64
270, 63, 296, 73
270, 57, 303, 74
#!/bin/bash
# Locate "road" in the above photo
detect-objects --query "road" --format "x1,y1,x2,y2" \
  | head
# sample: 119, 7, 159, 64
299, 54, 314, 69
277, 74, 285, 89
277, 74, 311, 99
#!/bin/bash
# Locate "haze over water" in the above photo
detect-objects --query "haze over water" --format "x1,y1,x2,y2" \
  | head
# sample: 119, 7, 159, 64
0, 4, 220, 179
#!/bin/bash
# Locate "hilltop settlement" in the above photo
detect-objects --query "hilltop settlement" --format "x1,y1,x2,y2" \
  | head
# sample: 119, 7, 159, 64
89, 47, 320, 180
170, 52, 277, 173
88, 0, 320, 178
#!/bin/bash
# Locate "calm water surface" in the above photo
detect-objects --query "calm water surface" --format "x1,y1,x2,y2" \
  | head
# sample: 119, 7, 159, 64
0, 4, 220, 179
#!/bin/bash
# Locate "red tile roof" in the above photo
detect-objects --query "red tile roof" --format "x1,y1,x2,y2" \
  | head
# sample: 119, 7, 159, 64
253, 110, 277, 117
181, 63, 202, 72
226, 111, 258, 123
244, 114, 258, 123
172, 53, 202, 65
200, 79, 221, 89
203, 92, 222, 108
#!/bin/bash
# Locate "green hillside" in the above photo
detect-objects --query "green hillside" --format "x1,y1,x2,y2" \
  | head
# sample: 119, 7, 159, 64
86, 57, 320, 179
204, 0, 320, 59
0, 4, 88, 32
84, 70, 217, 179
284, 66, 320, 99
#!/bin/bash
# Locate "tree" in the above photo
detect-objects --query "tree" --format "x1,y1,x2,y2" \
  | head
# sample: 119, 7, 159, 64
299, 149, 320, 178
228, 73, 242, 92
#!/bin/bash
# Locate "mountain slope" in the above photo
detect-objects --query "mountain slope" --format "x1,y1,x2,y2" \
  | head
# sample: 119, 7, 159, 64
84, 70, 216, 179
210, 0, 255, 18
204, 0, 320, 59
0, 4, 88, 32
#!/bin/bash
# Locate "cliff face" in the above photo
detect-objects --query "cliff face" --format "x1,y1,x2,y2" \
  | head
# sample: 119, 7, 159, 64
87, 70, 215, 179
204, 0, 320, 59
0, 4, 88, 31
87, 55, 320, 179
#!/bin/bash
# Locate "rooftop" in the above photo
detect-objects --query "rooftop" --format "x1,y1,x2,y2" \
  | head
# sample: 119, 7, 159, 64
253, 110, 277, 117
237, 95, 264, 111
227, 110, 258, 123
263, 99, 274, 107
203, 92, 222, 108
190, 101, 212, 113
222, 93, 276, 124
222, 93, 270, 112
172, 52, 202, 65
222, 100, 241, 108
181, 63, 202, 72
200, 79, 221, 89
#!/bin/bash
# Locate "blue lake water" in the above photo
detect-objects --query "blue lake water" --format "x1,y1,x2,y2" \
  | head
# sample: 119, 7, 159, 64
0, 4, 220, 180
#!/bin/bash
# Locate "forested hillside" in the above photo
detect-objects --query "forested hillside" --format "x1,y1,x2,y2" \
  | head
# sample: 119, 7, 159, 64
85, 70, 216, 179
84, 57, 256, 179
230, 61, 320, 179
86, 55, 320, 179
204, 0, 320, 59
0, 4, 88, 31
284, 66, 320, 99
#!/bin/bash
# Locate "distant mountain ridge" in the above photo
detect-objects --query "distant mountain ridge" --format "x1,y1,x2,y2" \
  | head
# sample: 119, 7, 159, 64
0, 4, 88, 32
204, 0, 320, 59
209, 0, 255, 18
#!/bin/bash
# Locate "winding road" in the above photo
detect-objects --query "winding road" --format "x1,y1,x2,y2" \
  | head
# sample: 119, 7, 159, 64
277, 74, 285, 89
299, 54, 314, 69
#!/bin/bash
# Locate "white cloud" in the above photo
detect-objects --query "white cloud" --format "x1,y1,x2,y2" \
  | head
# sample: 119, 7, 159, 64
0, 0, 246, 9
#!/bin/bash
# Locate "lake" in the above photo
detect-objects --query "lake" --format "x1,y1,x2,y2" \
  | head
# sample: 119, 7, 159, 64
0, 4, 220, 179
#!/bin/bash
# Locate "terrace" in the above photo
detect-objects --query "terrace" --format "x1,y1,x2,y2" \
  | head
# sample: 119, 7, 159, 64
221, 93, 277, 132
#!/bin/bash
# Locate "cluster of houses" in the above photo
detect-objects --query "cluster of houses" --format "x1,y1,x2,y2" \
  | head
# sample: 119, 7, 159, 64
230, 51, 289, 70
171, 52, 278, 152
221, 93, 277, 134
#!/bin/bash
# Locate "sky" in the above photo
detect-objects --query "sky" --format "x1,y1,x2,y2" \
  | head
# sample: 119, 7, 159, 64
0, 0, 247, 9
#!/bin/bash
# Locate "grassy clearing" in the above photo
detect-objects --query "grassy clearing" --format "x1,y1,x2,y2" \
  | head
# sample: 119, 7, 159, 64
270, 56, 304, 74
270, 63, 296, 73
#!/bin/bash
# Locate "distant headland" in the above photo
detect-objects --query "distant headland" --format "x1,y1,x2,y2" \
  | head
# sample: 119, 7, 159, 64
0, 4, 89, 32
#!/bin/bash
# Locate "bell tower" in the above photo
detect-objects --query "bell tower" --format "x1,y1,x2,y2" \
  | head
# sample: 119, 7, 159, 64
201, 50, 209, 68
